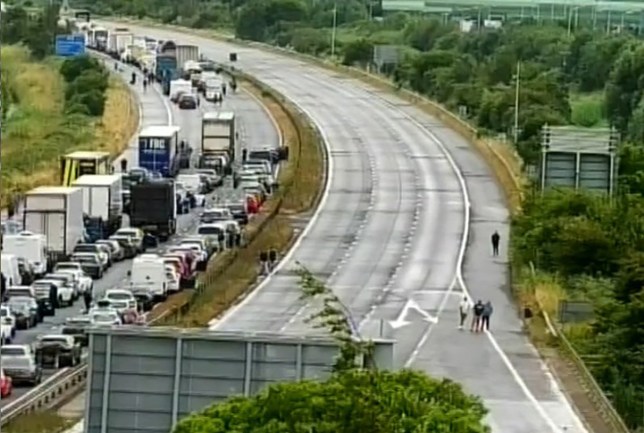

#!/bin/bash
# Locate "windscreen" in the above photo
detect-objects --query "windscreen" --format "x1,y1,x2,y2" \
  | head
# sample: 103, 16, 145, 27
1, 347, 26, 356
198, 226, 222, 235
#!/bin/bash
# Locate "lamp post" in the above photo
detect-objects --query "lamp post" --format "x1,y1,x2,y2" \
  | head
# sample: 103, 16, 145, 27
331, 3, 337, 58
513, 61, 521, 144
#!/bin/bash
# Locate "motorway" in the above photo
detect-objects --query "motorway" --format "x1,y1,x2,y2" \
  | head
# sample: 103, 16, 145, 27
107, 23, 590, 433
1, 56, 279, 405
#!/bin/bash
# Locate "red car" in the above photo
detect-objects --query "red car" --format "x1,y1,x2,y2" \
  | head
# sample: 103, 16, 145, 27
1, 369, 13, 398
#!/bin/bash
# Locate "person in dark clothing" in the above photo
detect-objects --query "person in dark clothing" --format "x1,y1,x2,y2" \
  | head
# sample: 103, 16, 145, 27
481, 301, 493, 331
491, 231, 500, 256
143, 79, 148, 92
259, 251, 269, 275
83, 290, 93, 313
471, 300, 485, 332
268, 249, 278, 271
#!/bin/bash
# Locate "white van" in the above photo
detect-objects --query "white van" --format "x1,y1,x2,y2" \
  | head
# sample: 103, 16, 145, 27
130, 254, 167, 301
1, 254, 21, 286
3, 231, 48, 276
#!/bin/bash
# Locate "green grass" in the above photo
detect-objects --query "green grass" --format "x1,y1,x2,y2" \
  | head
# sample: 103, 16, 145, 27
570, 91, 607, 128
2, 410, 77, 433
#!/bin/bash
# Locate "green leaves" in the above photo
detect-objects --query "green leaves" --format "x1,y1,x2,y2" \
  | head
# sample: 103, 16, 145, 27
173, 370, 490, 433
60, 56, 109, 117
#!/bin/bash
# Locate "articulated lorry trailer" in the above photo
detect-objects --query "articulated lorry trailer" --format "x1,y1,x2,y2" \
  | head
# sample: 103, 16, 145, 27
72, 174, 123, 242
129, 180, 177, 241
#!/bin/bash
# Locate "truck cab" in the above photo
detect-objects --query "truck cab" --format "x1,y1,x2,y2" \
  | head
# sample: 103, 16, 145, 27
60, 151, 111, 186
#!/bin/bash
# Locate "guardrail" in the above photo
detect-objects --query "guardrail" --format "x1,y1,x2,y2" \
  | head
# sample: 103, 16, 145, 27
0, 365, 88, 426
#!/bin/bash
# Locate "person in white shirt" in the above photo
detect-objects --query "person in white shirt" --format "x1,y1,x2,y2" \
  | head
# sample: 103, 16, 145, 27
458, 296, 471, 330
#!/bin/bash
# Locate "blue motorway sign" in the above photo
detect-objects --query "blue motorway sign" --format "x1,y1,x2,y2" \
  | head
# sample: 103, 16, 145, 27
55, 34, 86, 57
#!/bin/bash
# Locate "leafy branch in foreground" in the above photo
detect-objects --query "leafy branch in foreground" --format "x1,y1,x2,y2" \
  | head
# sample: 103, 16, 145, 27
295, 263, 374, 372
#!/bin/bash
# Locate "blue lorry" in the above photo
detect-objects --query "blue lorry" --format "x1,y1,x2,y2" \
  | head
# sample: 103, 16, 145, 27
137, 125, 181, 177
156, 40, 178, 96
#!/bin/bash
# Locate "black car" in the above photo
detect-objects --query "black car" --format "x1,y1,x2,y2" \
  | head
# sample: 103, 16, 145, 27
34, 335, 82, 368
61, 317, 92, 347
31, 280, 60, 311
226, 203, 249, 226
178, 94, 198, 109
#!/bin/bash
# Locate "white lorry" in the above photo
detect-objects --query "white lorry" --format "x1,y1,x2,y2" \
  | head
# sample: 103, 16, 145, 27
176, 44, 199, 74
169, 79, 194, 102
129, 254, 168, 302
2, 231, 48, 277
201, 111, 236, 162
23, 186, 84, 264
72, 174, 123, 238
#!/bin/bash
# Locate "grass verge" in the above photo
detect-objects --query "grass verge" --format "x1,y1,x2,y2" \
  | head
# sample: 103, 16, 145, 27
0, 45, 138, 208
148, 77, 324, 326
2, 410, 76, 433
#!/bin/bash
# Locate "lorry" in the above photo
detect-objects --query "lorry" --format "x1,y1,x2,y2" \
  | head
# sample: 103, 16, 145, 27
156, 41, 178, 96
72, 174, 123, 242
23, 187, 84, 266
176, 45, 199, 75
200, 112, 236, 169
169, 79, 193, 103
129, 180, 177, 241
107, 28, 133, 57
137, 125, 182, 177
2, 231, 48, 277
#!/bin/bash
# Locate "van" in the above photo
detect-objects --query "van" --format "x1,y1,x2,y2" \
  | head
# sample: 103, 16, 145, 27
2, 232, 48, 277
1, 254, 21, 287
129, 254, 167, 301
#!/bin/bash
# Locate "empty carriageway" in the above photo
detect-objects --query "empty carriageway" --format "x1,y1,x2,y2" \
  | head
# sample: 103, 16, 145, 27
115, 21, 590, 433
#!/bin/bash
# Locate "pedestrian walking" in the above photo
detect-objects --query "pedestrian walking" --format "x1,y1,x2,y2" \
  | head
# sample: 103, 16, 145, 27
491, 230, 500, 256
458, 296, 470, 330
83, 290, 93, 313
482, 301, 493, 331
471, 300, 484, 332
259, 251, 269, 275
143, 79, 148, 92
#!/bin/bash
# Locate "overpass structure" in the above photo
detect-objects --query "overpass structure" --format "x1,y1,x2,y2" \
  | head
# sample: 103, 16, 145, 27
383, 0, 644, 31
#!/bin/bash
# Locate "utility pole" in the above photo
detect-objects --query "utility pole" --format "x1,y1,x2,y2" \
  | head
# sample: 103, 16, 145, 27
331, 4, 337, 58
513, 61, 521, 144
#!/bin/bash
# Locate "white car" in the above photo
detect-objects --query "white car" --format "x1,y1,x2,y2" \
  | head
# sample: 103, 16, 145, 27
165, 266, 180, 293
179, 240, 208, 262
103, 289, 137, 311
54, 269, 92, 297
0, 306, 16, 340
90, 311, 122, 326
114, 228, 145, 253
38, 279, 74, 307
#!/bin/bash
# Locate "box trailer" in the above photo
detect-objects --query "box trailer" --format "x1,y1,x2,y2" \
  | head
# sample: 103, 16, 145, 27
72, 174, 123, 241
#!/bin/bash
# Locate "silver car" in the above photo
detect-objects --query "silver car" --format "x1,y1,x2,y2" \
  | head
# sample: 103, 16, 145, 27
1, 345, 42, 385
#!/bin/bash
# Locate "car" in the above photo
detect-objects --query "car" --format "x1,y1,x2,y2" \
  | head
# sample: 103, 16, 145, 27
1, 345, 42, 385
54, 268, 93, 296
170, 90, 187, 104
30, 280, 59, 314
96, 239, 125, 262
108, 235, 137, 259
40, 276, 74, 307
165, 267, 180, 294
114, 228, 145, 254
90, 310, 122, 326
224, 202, 249, 225
194, 168, 223, 188
129, 285, 155, 312
199, 207, 233, 224
0, 369, 13, 398
43, 272, 78, 303
103, 289, 137, 311
178, 93, 198, 109
34, 335, 82, 368
0, 305, 16, 338
179, 240, 208, 263
73, 244, 109, 270
6, 297, 39, 329
61, 316, 92, 347
96, 243, 113, 267
71, 253, 103, 279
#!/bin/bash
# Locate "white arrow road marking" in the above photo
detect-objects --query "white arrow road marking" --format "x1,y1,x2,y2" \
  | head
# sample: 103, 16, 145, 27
389, 298, 438, 329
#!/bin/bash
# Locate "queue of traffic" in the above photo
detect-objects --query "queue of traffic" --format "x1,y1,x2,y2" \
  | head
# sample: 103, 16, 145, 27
0, 28, 287, 399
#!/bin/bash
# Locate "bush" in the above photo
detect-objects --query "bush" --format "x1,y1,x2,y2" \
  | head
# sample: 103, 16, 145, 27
60, 55, 109, 116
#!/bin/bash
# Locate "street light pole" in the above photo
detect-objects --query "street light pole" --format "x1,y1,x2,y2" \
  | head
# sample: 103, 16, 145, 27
331, 3, 337, 58
514, 61, 521, 144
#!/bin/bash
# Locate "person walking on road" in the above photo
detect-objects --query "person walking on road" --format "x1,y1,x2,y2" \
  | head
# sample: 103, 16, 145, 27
83, 289, 93, 313
491, 230, 500, 256
143, 78, 148, 92
472, 300, 484, 332
458, 296, 470, 330
482, 301, 493, 331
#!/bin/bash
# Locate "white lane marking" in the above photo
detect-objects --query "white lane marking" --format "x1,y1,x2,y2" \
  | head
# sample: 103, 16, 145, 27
210, 85, 332, 329
395, 104, 584, 433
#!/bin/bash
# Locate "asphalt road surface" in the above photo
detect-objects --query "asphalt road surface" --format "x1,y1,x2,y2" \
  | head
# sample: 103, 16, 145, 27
104, 22, 590, 433
1, 57, 278, 405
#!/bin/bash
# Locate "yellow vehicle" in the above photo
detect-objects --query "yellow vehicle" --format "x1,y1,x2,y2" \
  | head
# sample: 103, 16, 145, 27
60, 151, 111, 186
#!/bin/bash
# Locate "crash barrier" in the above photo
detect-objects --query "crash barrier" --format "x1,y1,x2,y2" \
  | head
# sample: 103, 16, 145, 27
148, 63, 327, 324
0, 365, 88, 427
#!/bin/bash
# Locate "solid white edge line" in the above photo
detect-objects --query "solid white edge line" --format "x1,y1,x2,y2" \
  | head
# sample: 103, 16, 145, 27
210, 82, 332, 329
398, 109, 584, 433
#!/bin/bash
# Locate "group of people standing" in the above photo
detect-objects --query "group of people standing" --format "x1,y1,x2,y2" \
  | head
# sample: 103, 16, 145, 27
459, 297, 493, 332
